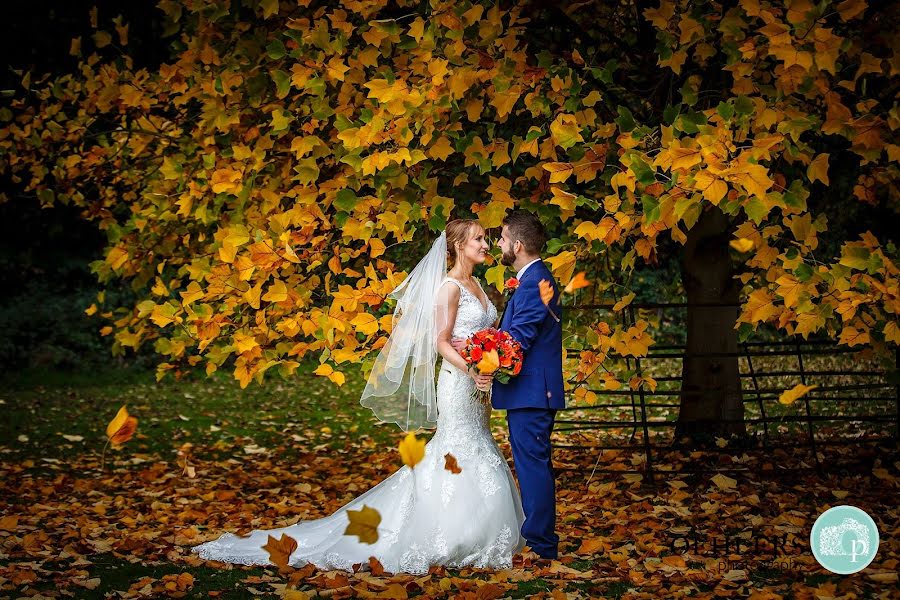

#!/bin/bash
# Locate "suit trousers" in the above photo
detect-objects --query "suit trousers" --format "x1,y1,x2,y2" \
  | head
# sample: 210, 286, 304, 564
506, 407, 559, 558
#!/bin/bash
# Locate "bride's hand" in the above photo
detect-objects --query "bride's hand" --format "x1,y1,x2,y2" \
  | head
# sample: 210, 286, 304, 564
469, 367, 493, 392
450, 337, 465, 353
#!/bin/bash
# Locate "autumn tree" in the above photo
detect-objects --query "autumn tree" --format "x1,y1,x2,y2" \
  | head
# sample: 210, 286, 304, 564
1, 0, 897, 441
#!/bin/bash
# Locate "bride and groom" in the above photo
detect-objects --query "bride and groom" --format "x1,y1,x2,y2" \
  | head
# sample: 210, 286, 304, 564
192, 210, 565, 574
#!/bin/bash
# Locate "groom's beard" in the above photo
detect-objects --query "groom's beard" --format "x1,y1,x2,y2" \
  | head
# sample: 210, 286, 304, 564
500, 248, 516, 267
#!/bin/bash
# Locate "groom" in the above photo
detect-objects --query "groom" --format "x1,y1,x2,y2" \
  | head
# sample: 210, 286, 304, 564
492, 211, 564, 561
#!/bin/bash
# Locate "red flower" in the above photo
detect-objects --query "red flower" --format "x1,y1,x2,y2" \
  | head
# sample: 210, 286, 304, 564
470, 346, 483, 361
504, 277, 519, 292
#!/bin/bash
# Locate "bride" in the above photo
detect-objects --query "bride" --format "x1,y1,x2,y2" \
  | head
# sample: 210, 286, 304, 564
191, 219, 526, 574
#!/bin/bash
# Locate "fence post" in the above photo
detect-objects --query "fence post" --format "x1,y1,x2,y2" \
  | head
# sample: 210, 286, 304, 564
629, 305, 655, 485
795, 339, 822, 474
742, 341, 769, 449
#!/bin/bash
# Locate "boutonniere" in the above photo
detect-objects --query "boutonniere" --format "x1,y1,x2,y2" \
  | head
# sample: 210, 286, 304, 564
504, 277, 519, 295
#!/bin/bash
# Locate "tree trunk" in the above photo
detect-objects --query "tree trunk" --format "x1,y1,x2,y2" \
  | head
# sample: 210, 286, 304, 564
675, 205, 746, 443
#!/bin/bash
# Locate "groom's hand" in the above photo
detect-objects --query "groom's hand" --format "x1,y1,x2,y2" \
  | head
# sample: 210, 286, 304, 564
450, 337, 466, 353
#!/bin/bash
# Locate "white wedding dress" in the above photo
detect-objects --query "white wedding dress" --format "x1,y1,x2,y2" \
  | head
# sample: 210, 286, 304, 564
191, 276, 526, 574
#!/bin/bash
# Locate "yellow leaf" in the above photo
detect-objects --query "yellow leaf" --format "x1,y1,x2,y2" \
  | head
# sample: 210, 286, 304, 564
807, 153, 830, 185
477, 349, 500, 374
262, 280, 288, 303
399, 432, 426, 468
210, 168, 243, 194
564, 271, 591, 294
344, 505, 381, 544
884, 321, 900, 344
582, 90, 602, 107
328, 370, 346, 386
778, 383, 818, 405
550, 186, 577, 212
369, 238, 386, 258
106, 405, 138, 445
694, 171, 728, 204
669, 146, 702, 171
350, 313, 379, 336
106, 406, 130, 438
612, 292, 636, 312
408, 17, 425, 41
427, 136, 455, 161
233, 332, 259, 354
545, 251, 576, 284
543, 162, 574, 184
729, 238, 755, 253
484, 264, 506, 291
106, 246, 129, 271
261, 533, 297, 569
476, 200, 510, 229
550, 113, 584, 149
313, 363, 333, 377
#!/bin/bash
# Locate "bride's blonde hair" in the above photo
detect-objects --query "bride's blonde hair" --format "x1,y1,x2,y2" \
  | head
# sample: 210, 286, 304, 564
445, 219, 481, 266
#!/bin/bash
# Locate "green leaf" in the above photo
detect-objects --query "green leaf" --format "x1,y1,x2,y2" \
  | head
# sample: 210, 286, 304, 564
267, 39, 286, 60
334, 189, 358, 212
641, 194, 660, 223
716, 101, 734, 120
631, 157, 656, 185
271, 69, 290, 98
615, 106, 635, 132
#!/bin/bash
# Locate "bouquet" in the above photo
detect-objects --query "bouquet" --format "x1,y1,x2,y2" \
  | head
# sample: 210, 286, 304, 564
459, 327, 523, 401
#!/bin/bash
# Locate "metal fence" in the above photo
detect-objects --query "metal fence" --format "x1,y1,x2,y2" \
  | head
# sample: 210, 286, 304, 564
552, 302, 900, 482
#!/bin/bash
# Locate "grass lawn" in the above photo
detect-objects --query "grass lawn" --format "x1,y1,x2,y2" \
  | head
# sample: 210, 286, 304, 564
0, 358, 897, 598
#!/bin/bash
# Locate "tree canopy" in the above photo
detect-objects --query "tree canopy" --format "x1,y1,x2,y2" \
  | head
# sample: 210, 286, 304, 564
1, 0, 897, 392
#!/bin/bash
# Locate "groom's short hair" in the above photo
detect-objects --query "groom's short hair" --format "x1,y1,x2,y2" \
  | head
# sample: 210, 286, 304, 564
503, 211, 546, 255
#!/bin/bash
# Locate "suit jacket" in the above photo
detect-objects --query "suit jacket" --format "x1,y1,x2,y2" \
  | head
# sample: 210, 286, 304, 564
491, 260, 565, 410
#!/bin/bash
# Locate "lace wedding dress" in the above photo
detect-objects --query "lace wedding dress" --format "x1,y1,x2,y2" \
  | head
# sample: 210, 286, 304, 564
191, 276, 526, 574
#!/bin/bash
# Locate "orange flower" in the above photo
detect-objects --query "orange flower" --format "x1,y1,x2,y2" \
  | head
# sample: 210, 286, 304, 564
504, 277, 519, 293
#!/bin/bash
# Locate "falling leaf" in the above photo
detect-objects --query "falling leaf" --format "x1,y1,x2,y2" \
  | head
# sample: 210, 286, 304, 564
539, 279, 554, 306
106, 406, 138, 445
729, 238, 755, 253
344, 505, 381, 544
398, 432, 426, 469
262, 533, 297, 569
444, 453, 462, 474
778, 383, 818, 405
563, 271, 591, 294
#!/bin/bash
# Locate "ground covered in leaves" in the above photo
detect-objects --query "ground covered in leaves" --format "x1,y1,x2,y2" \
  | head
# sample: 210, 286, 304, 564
1, 362, 898, 599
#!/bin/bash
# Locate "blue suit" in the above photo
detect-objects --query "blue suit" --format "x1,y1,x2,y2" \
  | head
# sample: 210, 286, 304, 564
492, 259, 564, 558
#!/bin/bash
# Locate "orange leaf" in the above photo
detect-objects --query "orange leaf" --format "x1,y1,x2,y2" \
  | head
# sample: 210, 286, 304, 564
539, 279, 554, 306
261, 533, 297, 569
444, 453, 462, 474
576, 537, 604, 554
106, 406, 138, 444
563, 271, 590, 294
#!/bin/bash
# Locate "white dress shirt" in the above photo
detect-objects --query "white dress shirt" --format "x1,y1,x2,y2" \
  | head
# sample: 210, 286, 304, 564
516, 257, 541, 280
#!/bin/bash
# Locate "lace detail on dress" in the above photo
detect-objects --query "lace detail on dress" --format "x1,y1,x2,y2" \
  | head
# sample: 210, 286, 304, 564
190, 275, 524, 574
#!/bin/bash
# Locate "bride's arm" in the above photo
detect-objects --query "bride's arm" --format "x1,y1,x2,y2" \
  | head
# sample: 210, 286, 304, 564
434, 283, 472, 373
